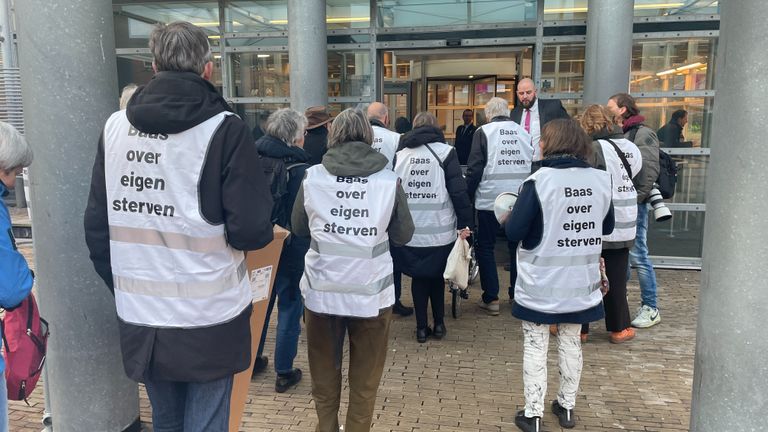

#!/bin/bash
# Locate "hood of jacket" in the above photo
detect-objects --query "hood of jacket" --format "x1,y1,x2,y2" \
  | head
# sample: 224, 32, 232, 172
591, 125, 625, 140
322, 141, 388, 177
255, 135, 309, 163
127, 71, 232, 135
399, 125, 445, 150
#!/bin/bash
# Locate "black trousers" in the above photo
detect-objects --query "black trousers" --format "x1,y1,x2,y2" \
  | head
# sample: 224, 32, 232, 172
583, 248, 632, 334
410, 276, 445, 329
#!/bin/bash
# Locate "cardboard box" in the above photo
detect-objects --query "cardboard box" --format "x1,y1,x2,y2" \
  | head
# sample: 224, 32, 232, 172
229, 225, 291, 432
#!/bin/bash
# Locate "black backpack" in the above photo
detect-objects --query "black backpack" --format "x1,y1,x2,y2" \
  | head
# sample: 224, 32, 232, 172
260, 156, 308, 229
628, 127, 678, 199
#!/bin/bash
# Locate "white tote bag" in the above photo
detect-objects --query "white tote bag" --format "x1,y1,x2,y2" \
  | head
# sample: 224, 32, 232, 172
443, 236, 471, 289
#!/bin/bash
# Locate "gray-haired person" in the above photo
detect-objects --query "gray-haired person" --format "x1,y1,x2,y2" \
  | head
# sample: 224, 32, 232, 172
251, 108, 311, 393
84, 21, 274, 430
292, 108, 414, 432
0, 121, 34, 432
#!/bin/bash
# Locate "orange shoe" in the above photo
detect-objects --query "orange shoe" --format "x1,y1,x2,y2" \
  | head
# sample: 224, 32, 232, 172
549, 324, 558, 336
580, 333, 588, 343
610, 327, 636, 344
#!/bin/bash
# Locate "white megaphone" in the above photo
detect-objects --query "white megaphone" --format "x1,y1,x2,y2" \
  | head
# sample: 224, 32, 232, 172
493, 192, 518, 224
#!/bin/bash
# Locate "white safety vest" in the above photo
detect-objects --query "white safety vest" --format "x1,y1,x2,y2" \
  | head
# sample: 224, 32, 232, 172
300, 165, 398, 318
515, 167, 612, 314
598, 138, 642, 243
371, 125, 400, 170
395, 143, 457, 247
475, 121, 534, 210
103, 111, 251, 328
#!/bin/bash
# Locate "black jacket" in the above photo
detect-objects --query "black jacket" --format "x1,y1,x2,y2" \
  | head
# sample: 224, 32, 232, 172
393, 126, 474, 278
84, 71, 274, 382
255, 135, 311, 276
657, 121, 683, 146
509, 98, 570, 126
304, 126, 328, 165
454, 123, 476, 165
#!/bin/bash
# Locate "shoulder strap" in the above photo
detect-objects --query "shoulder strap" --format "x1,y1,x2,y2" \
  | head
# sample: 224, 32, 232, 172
627, 126, 640, 143
423, 144, 445, 170
604, 138, 633, 178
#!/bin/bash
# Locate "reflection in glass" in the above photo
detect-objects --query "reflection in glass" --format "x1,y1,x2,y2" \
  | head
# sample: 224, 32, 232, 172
113, 2, 221, 48
543, 0, 721, 20
227, 0, 370, 32
630, 39, 716, 93
117, 53, 223, 93
231, 103, 290, 137
647, 210, 704, 258
231, 53, 290, 98
473, 78, 495, 106
634, 97, 713, 148
540, 43, 584, 94
376, 0, 535, 27
328, 51, 372, 97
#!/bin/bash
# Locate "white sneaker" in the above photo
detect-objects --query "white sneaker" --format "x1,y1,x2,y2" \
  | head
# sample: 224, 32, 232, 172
632, 305, 660, 328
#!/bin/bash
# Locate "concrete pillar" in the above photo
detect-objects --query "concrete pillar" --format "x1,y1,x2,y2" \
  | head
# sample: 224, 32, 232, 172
288, 0, 327, 110
582, 0, 634, 105
690, 1, 768, 430
15, 1, 140, 431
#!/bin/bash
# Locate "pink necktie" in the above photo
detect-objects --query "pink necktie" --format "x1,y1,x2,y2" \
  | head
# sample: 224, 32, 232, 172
524, 109, 531, 134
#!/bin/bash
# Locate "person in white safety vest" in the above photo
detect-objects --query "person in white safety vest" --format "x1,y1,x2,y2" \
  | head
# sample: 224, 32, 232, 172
579, 105, 642, 344
392, 112, 474, 343
367, 101, 414, 317
503, 119, 615, 432
291, 108, 414, 432
84, 21, 274, 430
466, 97, 534, 315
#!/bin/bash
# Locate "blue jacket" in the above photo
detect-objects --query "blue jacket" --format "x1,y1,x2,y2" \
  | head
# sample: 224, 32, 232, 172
0, 181, 34, 373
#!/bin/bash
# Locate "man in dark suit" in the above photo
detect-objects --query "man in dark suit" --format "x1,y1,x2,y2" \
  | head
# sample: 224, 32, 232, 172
454, 109, 476, 165
509, 78, 570, 155
657, 109, 687, 147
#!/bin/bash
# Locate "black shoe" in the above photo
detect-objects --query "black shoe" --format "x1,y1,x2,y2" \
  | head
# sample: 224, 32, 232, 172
393, 301, 414, 317
551, 400, 576, 428
251, 356, 268, 378
514, 410, 541, 432
275, 368, 302, 393
432, 323, 446, 339
416, 326, 432, 343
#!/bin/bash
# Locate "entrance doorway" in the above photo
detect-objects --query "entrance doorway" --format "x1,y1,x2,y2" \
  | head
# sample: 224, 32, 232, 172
381, 46, 533, 141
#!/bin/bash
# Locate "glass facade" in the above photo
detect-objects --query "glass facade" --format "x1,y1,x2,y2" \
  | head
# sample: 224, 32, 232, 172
111, 0, 719, 266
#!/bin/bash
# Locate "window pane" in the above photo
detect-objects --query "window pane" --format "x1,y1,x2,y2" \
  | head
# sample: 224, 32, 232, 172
634, 97, 713, 148
232, 103, 290, 136
328, 51, 372, 97
540, 43, 585, 94
647, 210, 704, 258
376, 0, 535, 28
326, 0, 371, 29
227, 1, 288, 32
231, 53, 290, 98
544, 0, 722, 20
117, 53, 223, 92
631, 38, 716, 92
113, 2, 221, 48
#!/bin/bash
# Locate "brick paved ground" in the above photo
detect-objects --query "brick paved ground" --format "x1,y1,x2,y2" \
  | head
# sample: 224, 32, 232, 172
9, 208, 700, 431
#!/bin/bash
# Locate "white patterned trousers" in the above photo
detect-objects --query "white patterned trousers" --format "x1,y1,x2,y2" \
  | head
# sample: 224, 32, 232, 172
522, 321, 583, 417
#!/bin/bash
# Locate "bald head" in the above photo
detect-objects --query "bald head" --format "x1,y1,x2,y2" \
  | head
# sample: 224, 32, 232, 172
516, 78, 537, 109
367, 102, 389, 123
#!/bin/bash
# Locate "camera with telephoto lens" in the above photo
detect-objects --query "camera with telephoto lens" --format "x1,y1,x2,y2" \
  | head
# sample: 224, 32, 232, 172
648, 187, 672, 222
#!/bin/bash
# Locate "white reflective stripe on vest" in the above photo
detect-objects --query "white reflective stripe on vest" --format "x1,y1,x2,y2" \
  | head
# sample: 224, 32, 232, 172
598, 138, 642, 242
371, 126, 399, 170
395, 143, 457, 247
104, 110, 251, 328
475, 121, 534, 210
514, 167, 612, 314
300, 165, 397, 318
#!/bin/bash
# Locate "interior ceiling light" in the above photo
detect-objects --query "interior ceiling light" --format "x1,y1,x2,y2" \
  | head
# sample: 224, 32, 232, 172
675, 61, 704, 71
192, 21, 242, 27
208, 35, 220, 39
270, 16, 370, 24
656, 68, 677, 76
545, 3, 684, 13
657, 61, 706, 76
257, 54, 271, 58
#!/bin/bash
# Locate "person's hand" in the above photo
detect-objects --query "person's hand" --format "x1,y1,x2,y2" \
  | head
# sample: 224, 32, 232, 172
458, 227, 472, 240
498, 211, 511, 226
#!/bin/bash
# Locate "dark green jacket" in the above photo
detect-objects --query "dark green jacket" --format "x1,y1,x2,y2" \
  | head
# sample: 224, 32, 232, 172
291, 140, 414, 246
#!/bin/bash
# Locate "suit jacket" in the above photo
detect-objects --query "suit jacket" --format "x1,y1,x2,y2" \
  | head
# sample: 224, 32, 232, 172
510, 98, 569, 126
